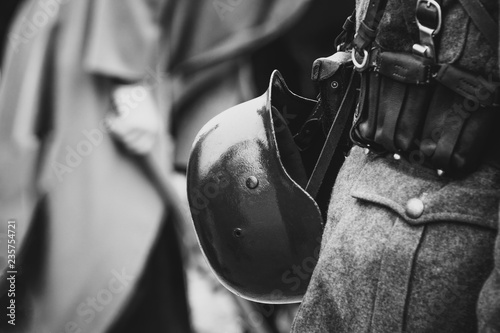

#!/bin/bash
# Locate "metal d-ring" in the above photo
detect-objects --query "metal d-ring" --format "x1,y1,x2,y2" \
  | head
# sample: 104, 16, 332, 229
352, 49, 369, 71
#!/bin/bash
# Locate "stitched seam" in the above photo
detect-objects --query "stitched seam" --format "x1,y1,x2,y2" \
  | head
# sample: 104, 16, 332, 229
457, 78, 477, 97
392, 64, 408, 80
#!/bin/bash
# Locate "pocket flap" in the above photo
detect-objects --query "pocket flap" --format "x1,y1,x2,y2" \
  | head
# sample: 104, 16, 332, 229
350, 154, 500, 229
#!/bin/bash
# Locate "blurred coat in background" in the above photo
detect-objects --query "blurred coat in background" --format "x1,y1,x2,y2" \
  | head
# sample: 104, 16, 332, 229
0, 1, 23, 68
0, 0, 191, 332
162, 0, 313, 170
0, 0, 353, 332
161, 2, 315, 331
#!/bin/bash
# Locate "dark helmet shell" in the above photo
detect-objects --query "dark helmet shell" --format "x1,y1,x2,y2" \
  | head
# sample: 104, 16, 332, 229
187, 71, 323, 304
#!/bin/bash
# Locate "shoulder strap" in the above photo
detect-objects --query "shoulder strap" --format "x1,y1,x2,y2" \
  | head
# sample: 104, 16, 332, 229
457, 0, 498, 50
353, 0, 389, 53
335, 11, 357, 51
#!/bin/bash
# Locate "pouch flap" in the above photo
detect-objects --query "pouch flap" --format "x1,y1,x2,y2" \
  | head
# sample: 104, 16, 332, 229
377, 52, 434, 85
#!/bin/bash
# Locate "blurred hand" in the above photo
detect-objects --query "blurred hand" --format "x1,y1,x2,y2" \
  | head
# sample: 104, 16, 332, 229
107, 84, 161, 155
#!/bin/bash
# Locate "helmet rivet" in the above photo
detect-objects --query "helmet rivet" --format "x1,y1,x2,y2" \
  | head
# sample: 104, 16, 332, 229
233, 228, 243, 238
246, 176, 259, 189
331, 81, 339, 89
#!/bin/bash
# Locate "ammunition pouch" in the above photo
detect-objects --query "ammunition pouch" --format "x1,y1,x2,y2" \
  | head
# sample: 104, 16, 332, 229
351, 49, 500, 176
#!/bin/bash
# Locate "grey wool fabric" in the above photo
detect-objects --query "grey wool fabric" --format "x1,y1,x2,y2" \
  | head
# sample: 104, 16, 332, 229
291, 0, 500, 332
292, 147, 500, 332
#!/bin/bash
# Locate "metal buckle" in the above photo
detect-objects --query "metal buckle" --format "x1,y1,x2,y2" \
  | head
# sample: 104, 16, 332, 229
413, 0, 442, 60
416, 0, 442, 35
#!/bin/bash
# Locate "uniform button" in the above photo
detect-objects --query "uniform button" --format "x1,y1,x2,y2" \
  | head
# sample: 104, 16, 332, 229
405, 198, 424, 219
246, 176, 259, 189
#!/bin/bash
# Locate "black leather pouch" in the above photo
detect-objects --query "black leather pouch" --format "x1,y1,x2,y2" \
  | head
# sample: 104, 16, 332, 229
420, 64, 500, 174
352, 51, 436, 152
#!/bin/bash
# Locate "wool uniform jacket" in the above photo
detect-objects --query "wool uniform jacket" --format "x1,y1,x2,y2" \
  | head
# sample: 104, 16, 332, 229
292, 0, 500, 332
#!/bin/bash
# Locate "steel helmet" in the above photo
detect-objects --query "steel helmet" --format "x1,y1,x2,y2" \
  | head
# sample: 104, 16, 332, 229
187, 70, 324, 304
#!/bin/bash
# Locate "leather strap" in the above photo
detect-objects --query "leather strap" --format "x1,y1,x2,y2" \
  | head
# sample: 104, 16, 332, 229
353, 0, 389, 52
457, 0, 498, 50
306, 69, 358, 198
436, 63, 500, 106
432, 112, 464, 171
335, 11, 357, 51
350, 66, 370, 147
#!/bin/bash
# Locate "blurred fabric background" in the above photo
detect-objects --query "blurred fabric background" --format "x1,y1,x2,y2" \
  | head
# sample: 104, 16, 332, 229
0, 1, 352, 332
